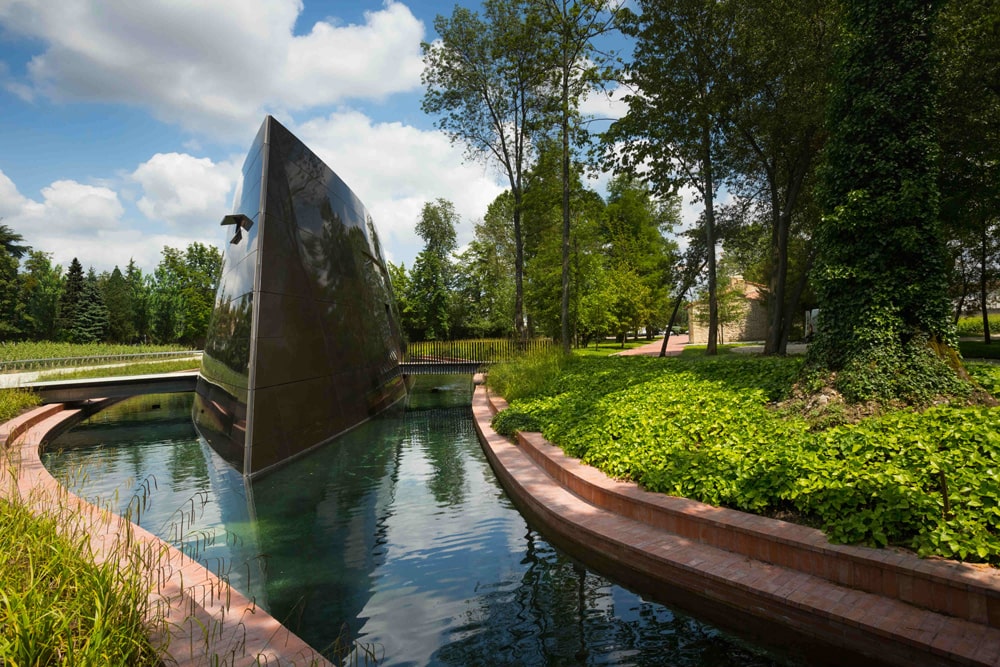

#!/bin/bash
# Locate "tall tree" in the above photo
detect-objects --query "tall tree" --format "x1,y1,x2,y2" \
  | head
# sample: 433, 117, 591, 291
422, 0, 549, 339
724, 0, 835, 354
409, 199, 460, 341
539, 0, 621, 353
453, 192, 517, 338
69, 268, 109, 343
0, 224, 29, 341
124, 258, 151, 343
17, 251, 61, 341
102, 266, 134, 344
936, 0, 1000, 345
151, 243, 221, 346
56, 257, 85, 342
808, 0, 966, 404
607, 0, 735, 355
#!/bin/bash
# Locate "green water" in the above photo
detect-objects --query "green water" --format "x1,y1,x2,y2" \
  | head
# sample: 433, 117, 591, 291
43, 380, 805, 666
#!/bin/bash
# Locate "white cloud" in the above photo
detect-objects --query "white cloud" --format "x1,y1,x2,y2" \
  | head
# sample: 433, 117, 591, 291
0, 168, 221, 274
1, 0, 426, 139
293, 111, 506, 267
132, 153, 239, 231
578, 84, 629, 121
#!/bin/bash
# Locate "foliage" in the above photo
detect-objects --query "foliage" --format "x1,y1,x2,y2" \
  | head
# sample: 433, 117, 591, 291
17, 251, 61, 342
150, 243, 221, 347
486, 348, 568, 402
967, 362, 1000, 397
492, 355, 1000, 563
0, 388, 40, 423
807, 0, 960, 404
491, 408, 542, 437
56, 258, 85, 342
0, 498, 158, 665
406, 199, 461, 341
961, 342, 1000, 361
70, 268, 110, 344
957, 314, 1000, 337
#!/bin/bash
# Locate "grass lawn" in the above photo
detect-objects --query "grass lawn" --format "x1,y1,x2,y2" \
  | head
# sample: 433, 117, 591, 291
489, 352, 1000, 564
960, 339, 1000, 360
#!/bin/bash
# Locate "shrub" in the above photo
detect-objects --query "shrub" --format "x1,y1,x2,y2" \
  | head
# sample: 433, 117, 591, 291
486, 348, 567, 402
956, 313, 1000, 337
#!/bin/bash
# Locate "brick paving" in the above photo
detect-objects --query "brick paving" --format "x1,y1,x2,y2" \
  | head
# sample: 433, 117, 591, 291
474, 385, 1000, 667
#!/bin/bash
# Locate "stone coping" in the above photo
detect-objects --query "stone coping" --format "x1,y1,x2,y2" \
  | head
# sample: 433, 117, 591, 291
1, 403, 331, 667
475, 385, 1000, 667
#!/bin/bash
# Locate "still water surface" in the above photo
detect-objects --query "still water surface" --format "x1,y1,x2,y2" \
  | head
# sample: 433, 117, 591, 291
43, 379, 803, 666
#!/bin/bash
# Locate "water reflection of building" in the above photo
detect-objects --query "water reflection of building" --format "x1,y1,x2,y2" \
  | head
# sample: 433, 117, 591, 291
194, 116, 407, 479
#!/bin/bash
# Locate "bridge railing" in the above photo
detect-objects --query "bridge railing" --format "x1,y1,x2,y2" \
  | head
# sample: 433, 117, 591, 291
0, 350, 203, 373
402, 338, 554, 365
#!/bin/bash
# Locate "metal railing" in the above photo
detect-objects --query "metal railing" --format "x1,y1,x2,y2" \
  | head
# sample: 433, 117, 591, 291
0, 350, 203, 373
402, 338, 554, 365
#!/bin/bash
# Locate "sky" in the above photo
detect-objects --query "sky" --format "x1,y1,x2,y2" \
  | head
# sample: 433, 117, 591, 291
0, 0, 678, 276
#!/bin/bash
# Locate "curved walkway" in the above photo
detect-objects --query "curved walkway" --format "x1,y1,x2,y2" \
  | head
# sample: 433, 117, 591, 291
1, 403, 330, 667
473, 384, 1000, 667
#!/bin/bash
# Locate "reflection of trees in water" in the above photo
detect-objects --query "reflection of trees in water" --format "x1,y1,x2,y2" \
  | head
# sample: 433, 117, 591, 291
408, 408, 470, 507
202, 288, 252, 377
433, 527, 785, 667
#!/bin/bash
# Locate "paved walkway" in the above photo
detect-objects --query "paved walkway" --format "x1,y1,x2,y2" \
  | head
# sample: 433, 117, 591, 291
613, 334, 689, 357
473, 385, 1000, 667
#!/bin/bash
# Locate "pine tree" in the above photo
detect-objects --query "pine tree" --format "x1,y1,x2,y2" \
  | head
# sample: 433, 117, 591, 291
56, 258, 85, 342
69, 269, 109, 343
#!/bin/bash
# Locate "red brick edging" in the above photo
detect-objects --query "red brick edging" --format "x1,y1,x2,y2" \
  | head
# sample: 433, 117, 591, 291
474, 385, 1000, 667
1, 404, 330, 667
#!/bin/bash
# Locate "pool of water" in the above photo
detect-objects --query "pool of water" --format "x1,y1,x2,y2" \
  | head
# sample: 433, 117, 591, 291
43, 379, 805, 666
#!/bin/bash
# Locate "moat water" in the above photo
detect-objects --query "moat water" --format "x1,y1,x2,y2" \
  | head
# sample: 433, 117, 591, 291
42, 378, 805, 666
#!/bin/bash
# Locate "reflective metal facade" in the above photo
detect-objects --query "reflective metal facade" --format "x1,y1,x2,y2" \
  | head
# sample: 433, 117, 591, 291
193, 116, 406, 478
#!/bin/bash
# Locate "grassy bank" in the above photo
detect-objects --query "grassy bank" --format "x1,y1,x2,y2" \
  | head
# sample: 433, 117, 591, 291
0, 495, 158, 665
489, 353, 1000, 564
37, 358, 200, 381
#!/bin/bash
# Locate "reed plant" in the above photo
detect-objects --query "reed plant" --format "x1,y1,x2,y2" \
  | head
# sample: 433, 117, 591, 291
0, 388, 40, 422
0, 495, 159, 665
487, 348, 567, 402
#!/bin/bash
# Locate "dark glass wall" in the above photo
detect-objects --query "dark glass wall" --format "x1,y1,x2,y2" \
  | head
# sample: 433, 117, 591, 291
194, 116, 406, 477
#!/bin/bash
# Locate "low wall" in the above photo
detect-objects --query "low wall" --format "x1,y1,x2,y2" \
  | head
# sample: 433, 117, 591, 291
475, 385, 1000, 667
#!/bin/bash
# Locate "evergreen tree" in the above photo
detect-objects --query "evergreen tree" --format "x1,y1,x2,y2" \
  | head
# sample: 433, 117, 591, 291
56, 258, 85, 341
70, 268, 109, 343
125, 258, 151, 343
102, 266, 134, 343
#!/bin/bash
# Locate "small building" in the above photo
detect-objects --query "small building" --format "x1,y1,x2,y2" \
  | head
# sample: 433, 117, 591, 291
687, 277, 769, 345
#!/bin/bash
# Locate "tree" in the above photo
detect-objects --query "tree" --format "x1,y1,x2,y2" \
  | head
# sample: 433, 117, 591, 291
807, 0, 967, 404
125, 259, 152, 343
936, 0, 1000, 345
453, 192, 517, 338
56, 258, 85, 342
422, 0, 550, 339
539, 0, 621, 354
102, 266, 134, 343
69, 268, 109, 343
408, 200, 460, 341
151, 243, 222, 346
0, 224, 29, 341
18, 251, 61, 341
607, 0, 735, 355
724, 0, 835, 354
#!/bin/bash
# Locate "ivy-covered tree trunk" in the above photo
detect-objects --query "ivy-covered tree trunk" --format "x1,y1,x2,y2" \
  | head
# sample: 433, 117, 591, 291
808, 0, 967, 403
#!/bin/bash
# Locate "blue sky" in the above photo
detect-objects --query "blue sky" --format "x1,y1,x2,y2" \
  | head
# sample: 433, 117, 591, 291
0, 0, 647, 275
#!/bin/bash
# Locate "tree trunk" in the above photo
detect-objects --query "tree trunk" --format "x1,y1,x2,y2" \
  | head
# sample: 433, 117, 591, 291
781, 247, 815, 350
513, 192, 526, 341
982, 223, 992, 345
560, 58, 572, 356
702, 122, 719, 356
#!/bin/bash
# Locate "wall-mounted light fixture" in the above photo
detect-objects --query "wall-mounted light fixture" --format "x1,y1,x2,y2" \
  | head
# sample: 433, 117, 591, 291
221, 214, 254, 245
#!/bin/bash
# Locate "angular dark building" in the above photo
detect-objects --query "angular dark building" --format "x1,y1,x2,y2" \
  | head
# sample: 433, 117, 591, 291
193, 116, 407, 478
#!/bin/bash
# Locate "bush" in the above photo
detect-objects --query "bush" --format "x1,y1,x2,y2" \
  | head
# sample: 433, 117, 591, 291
0, 388, 40, 423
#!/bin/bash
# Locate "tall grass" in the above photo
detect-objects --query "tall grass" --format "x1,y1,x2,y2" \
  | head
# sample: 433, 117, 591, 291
487, 348, 568, 401
0, 388, 40, 422
0, 496, 159, 665
956, 313, 1000, 337
0, 341, 190, 362
38, 359, 200, 381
